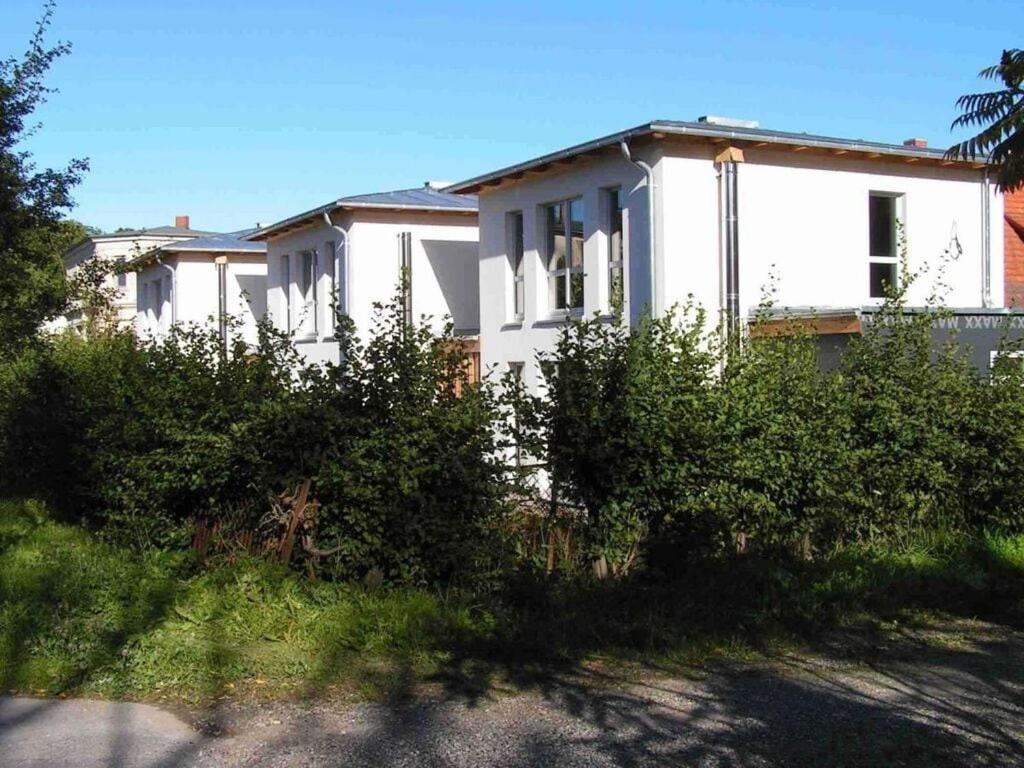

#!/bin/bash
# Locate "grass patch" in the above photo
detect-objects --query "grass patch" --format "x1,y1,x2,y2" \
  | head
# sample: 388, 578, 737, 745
2, 498, 1024, 704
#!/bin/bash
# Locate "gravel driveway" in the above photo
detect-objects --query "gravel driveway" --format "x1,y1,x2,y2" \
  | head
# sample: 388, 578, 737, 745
2, 619, 1022, 767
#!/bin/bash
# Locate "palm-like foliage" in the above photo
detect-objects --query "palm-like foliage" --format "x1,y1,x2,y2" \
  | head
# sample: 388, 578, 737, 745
947, 49, 1024, 192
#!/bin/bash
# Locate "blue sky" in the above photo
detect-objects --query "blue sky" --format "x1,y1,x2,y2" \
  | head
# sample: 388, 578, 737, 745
2, 0, 1018, 233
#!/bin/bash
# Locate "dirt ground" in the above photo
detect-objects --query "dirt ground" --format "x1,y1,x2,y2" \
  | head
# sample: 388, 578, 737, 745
2, 617, 1022, 767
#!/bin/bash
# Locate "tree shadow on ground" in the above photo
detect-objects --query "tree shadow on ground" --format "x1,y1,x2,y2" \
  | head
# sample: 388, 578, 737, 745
204, 618, 1024, 767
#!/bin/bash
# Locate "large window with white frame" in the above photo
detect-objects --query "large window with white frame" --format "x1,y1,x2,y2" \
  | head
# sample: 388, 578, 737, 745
543, 198, 584, 313
605, 188, 624, 312
507, 211, 525, 321
869, 192, 902, 299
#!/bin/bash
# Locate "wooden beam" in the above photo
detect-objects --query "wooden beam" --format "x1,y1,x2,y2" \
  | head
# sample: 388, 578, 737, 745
832, 149, 849, 156
750, 314, 862, 338
866, 152, 882, 159
715, 146, 745, 163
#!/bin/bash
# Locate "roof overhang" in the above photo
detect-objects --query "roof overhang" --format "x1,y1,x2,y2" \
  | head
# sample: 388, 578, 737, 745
247, 200, 478, 242
445, 120, 992, 195
127, 245, 262, 270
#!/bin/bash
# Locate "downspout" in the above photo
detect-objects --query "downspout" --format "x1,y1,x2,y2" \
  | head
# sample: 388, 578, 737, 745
322, 212, 350, 330
724, 160, 740, 347
154, 253, 177, 325
215, 254, 228, 352
981, 168, 992, 307
620, 141, 657, 318
715, 147, 742, 355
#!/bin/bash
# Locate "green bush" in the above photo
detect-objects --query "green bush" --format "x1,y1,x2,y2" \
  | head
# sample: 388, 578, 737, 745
512, 282, 1024, 574
307, 297, 508, 586
0, 293, 506, 585
4, 267, 1024, 591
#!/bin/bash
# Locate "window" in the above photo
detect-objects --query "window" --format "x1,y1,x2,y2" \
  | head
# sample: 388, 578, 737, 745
507, 212, 525, 320
869, 193, 900, 299
508, 362, 525, 464
544, 198, 584, 312
116, 256, 127, 289
279, 254, 291, 331
991, 350, 1024, 378
606, 188, 624, 311
296, 249, 317, 337
324, 240, 336, 329
151, 280, 163, 325
162, 276, 172, 323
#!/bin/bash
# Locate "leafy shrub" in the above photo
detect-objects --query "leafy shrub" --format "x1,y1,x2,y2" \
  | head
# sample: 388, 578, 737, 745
511, 279, 1024, 576
0, 292, 506, 585
306, 296, 508, 586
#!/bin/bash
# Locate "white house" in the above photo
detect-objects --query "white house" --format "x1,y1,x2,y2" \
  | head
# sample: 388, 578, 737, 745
59, 216, 215, 330
133, 232, 268, 345
247, 183, 479, 367
446, 117, 1005, 388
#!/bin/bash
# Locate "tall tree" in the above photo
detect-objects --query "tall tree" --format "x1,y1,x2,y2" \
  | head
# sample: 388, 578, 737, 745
0, 1, 88, 351
947, 48, 1024, 192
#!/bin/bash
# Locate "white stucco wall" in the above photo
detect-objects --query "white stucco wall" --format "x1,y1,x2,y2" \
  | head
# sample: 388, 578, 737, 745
476, 152, 655, 390
264, 210, 478, 367
135, 253, 267, 345
478, 141, 1004, 390
659, 144, 1003, 323
61, 234, 197, 329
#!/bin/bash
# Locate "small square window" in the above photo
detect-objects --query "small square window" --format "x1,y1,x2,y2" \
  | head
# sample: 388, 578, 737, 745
869, 261, 897, 299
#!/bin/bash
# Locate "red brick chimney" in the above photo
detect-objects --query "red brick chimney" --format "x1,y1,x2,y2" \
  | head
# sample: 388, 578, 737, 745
1005, 188, 1024, 307
175, 215, 190, 229
903, 138, 928, 148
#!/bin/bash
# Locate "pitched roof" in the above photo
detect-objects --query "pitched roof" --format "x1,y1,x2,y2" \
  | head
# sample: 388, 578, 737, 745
446, 119, 992, 194
158, 233, 266, 254
98, 225, 218, 238
129, 232, 265, 268
247, 186, 478, 241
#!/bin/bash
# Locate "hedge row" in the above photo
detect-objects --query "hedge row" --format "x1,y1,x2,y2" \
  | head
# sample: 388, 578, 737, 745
2, 284, 1023, 586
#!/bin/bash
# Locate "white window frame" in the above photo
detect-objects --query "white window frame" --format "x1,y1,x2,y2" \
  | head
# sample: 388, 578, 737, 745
869, 192, 903, 300
543, 198, 584, 315
507, 211, 525, 322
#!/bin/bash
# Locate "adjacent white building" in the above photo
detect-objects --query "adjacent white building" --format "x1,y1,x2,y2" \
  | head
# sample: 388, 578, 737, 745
133, 232, 268, 345
446, 118, 1004, 388
59, 216, 215, 330
247, 184, 478, 367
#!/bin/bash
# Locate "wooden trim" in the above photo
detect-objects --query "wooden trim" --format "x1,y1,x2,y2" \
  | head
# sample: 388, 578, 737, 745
749, 314, 862, 338
715, 146, 745, 163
